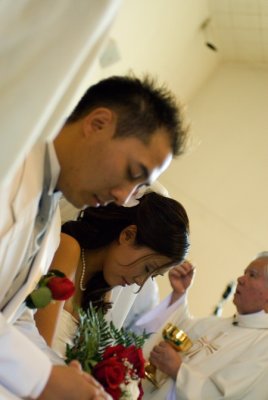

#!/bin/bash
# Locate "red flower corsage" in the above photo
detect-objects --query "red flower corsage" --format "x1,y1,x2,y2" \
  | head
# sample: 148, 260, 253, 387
25, 269, 75, 309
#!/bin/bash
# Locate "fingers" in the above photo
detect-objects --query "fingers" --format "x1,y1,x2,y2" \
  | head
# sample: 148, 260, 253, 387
178, 260, 195, 274
69, 360, 82, 372
92, 392, 112, 400
83, 374, 102, 388
153, 341, 169, 351
149, 342, 175, 370
150, 341, 169, 358
68, 360, 103, 389
170, 260, 195, 277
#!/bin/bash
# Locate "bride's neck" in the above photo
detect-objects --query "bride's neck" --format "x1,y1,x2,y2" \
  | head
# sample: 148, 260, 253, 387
81, 245, 110, 278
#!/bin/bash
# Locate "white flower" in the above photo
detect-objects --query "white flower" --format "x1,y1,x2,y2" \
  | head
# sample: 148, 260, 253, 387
123, 180, 169, 208
120, 379, 140, 400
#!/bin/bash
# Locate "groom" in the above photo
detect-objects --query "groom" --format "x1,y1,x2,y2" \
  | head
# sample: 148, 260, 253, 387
0, 73, 187, 399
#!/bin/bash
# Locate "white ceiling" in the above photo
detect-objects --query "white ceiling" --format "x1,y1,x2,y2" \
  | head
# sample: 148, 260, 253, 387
208, 0, 268, 65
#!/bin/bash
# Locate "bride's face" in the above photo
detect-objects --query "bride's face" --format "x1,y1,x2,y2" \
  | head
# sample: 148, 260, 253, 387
102, 225, 171, 287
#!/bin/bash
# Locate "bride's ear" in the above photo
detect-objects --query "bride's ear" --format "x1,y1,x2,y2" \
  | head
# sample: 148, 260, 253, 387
119, 225, 137, 245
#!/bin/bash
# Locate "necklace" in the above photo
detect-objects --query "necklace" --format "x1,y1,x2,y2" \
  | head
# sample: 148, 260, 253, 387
80, 248, 87, 291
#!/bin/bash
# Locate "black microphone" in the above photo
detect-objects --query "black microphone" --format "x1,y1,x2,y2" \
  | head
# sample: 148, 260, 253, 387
213, 281, 236, 316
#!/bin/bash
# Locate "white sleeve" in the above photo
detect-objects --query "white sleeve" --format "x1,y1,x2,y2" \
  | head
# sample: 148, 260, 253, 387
176, 340, 268, 399
133, 293, 187, 334
0, 384, 21, 400
14, 308, 65, 365
0, 313, 52, 399
123, 279, 160, 331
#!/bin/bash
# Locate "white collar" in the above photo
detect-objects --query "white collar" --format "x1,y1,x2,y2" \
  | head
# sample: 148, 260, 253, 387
233, 310, 268, 329
46, 142, 60, 195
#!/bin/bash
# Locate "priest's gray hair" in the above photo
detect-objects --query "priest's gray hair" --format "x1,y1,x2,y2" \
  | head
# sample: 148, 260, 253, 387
255, 252, 268, 280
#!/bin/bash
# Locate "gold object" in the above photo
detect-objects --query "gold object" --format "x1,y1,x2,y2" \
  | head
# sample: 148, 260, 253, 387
144, 323, 193, 387
144, 360, 159, 387
162, 323, 193, 352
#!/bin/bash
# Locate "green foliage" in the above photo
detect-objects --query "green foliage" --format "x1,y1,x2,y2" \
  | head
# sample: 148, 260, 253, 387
65, 302, 150, 373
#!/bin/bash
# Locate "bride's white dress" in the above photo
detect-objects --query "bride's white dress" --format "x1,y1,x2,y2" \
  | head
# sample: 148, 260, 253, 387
51, 285, 141, 358
52, 309, 78, 358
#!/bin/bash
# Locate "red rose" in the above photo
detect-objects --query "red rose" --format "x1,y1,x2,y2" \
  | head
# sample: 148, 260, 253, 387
105, 345, 145, 379
123, 346, 145, 378
93, 358, 125, 399
103, 344, 125, 360
47, 276, 75, 300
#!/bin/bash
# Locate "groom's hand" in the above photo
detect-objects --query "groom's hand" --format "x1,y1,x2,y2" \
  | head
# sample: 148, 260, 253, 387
37, 362, 111, 400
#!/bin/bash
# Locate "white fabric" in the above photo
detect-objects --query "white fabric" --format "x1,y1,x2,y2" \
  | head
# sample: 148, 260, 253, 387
0, 142, 61, 322
52, 309, 78, 359
134, 293, 186, 335
15, 308, 65, 366
137, 295, 268, 400
106, 284, 141, 328
0, 384, 21, 400
0, 2, 121, 397
123, 279, 160, 332
47, 141, 61, 195
0, 313, 51, 399
0, 0, 121, 187
0, 142, 61, 398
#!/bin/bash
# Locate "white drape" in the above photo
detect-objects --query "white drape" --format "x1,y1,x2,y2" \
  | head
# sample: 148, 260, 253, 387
0, 2, 121, 398
0, 0, 121, 187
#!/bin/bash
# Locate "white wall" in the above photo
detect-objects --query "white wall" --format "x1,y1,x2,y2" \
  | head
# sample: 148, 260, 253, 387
157, 62, 268, 317
87, 0, 219, 103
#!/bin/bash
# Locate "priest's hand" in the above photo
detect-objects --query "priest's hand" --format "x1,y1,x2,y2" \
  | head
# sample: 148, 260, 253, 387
149, 341, 182, 380
168, 261, 195, 304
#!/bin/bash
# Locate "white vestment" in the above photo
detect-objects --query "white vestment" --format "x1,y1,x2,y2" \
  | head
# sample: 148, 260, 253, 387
136, 294, 268, 400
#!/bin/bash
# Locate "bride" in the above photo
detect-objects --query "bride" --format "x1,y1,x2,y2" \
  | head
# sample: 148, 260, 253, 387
35, 191, 190, 358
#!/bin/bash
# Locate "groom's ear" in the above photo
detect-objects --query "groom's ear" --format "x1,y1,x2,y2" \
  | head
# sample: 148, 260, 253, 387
82, 107, 114, 136
119, 225, 137, 245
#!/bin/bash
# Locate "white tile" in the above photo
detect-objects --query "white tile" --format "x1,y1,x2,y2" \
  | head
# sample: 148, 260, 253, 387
260, 0, 268, 14
261, 15, 268, 29
243, 0, 261, 14
261, 28, 268, 43
234, 28, 262, 43
230, 0, 260, 14
232, 14, 260, 29
217, 37, 236, 59
213, 14, 232, 29
262, 42, 268, 61
216, 28, 235, 43
209, 0, 230, 13
210, 0, 268, 64
230, 0, 248, 13
236, 41, 263, 63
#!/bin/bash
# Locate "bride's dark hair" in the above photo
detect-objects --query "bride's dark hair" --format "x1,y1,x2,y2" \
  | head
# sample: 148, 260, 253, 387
61, 192, 190, 312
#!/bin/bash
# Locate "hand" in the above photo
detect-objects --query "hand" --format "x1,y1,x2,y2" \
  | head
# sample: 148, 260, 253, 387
168, 261, 195, 303
149, 341, 182, 380
37, 361, 112, 400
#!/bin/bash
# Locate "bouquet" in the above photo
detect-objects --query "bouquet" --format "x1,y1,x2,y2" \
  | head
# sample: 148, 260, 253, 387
65, 303, 150, 399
